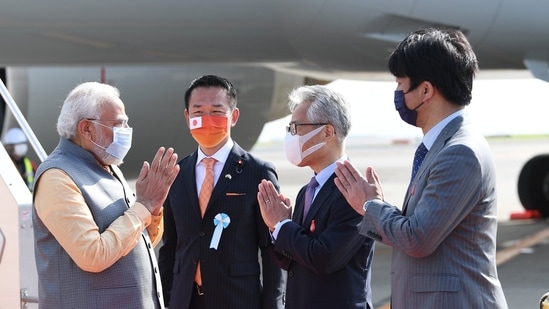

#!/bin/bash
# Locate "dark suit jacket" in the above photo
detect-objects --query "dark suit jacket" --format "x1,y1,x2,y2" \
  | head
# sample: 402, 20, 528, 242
273, 173, 375, 309
158, 143, 285, 308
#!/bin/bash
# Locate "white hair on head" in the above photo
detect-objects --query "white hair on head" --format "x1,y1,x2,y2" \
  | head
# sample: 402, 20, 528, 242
288, 85, 351, 143
56, 82, 121, 139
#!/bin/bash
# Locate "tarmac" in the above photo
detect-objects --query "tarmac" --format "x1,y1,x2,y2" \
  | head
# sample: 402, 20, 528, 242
250, 135, 549, 308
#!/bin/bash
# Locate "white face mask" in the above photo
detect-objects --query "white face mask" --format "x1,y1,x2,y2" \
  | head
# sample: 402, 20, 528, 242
91, 122, 133, 162
106, 126, 133, 160
284, 125, 326, 166
13, 143, 28, 157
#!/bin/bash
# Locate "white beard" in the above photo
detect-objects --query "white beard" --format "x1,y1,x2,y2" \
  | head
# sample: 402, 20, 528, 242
91, 132, 124, 166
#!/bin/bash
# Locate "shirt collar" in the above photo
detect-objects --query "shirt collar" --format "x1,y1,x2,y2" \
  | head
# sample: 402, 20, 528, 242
196, 138, 234, 166
422, 109, 463, 150
313, 154, 348, 188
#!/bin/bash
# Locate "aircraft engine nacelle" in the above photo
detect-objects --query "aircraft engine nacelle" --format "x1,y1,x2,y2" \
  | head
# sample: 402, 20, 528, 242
3, 65, 305, 179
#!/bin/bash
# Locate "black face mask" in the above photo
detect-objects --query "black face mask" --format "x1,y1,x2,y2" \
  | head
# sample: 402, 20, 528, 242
394, 90, 424, 127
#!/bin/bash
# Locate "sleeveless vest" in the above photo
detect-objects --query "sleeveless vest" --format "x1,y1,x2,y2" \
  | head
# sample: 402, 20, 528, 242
33, 138, 163, 308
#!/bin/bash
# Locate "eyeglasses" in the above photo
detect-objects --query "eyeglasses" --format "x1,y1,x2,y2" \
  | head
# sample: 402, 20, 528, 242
87, 118, 129, 128
286, 122, 328, 136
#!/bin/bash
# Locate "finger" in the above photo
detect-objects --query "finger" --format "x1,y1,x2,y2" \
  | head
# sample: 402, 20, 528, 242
257, 191, 266, 208
264, 181, 279, 203
336, 161, 362, 191
160, 147, 174, 164
168, 149, 178, 167
343, 160, 362, 183
365, 166, 376, 183
165, 151, 179, 176
334, 161, 346, 181
258, 181, 270, 204
371, 167, 381, 185
334, 177, 349, 197
335, 161, 353, 184
371, 168, 385, 199
334, 164, 350, 190
166, 163, 180, 185
283, 196, 292, 208
138, 161, 150, 181
151, 147, 166, 172
258, 180, 267, 194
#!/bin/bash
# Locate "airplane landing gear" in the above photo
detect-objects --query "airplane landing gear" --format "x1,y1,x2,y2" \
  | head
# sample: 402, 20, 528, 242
518, 155, 549, 217
540, 291, 549, 309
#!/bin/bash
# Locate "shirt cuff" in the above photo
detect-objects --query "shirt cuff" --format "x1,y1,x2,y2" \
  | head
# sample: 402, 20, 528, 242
132, 201, 152, 227
363, 199, 383, 213
271, 219, 292, 240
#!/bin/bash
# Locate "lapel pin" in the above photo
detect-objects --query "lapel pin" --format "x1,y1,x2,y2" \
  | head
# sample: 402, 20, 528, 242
236, 159, 244, 174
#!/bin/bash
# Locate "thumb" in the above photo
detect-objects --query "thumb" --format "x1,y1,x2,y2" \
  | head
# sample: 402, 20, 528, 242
283, 196, 292, 207
365, 166, 376, 183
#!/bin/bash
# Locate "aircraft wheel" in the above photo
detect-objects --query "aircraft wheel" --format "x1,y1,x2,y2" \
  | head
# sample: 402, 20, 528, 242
518, 155, 549, 217
540, 291, 549, 309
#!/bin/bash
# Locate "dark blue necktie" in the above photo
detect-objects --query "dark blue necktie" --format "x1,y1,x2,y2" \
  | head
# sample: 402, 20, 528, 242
302, 176, 319, 223
411, 143, 428, 182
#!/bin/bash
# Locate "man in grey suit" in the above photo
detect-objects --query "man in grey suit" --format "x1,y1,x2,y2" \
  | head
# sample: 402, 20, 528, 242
334, 28, 509, 308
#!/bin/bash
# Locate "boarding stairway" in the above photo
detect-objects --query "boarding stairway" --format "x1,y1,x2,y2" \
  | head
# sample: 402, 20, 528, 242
0, 79, 46, 308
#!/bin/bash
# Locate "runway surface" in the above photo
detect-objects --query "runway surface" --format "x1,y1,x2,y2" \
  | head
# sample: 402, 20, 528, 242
250, 136, 549, 308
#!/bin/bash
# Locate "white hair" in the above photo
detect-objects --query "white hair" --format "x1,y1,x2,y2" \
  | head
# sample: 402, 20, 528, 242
56, 82, 121, 139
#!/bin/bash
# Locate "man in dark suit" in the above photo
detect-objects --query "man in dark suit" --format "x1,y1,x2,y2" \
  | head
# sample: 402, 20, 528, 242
334, 28, 508, 308
257, 85, 375, 309
158, 75, 285, 309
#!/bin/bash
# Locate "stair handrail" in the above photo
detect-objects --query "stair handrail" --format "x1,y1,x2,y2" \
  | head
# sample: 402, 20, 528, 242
0, 79, 47, 162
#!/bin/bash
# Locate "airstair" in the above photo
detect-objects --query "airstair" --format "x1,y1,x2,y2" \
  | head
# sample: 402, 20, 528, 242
0, 79, 46, 308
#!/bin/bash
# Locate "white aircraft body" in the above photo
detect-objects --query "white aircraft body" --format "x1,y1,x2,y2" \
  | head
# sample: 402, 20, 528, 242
2, 0, 549, 307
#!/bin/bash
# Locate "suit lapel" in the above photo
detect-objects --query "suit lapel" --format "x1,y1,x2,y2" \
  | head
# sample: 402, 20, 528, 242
182, 151, 202, 219
402, 115, 465, 213
302, 174, 336, 224
203, 144, 248, 217
293, 186, 307, 224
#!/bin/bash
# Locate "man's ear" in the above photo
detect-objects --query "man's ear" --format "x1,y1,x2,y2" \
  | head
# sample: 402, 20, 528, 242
184, 109, 190, 129
421, 81, 435, 101
78, 119, 92, 139
325, 124, 336, 140
230, 108, 240, 127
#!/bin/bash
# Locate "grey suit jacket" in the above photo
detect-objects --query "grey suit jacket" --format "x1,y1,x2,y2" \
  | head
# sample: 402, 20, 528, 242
361, 115, 508, 308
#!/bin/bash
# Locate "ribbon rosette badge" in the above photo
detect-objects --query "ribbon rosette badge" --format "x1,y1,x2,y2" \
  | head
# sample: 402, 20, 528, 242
210, 213, 231, 250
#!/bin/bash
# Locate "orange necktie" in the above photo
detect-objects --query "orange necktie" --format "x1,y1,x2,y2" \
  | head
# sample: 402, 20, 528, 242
199, 157, 216, 217
195, 157, 216, 286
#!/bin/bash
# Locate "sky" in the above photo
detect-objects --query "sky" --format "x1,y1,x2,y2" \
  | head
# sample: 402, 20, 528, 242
257, 73, 549, 144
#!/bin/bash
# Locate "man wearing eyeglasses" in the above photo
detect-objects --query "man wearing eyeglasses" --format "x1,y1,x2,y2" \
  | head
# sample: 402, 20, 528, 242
257, 85, 375, 309
32, 82, 180, 308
